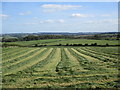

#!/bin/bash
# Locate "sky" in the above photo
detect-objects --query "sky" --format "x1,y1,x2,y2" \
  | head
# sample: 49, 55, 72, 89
1, 2, 118, 33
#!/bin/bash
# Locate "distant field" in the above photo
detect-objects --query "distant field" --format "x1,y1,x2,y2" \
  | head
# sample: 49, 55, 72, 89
2, 39, 65, 46
2, 47, 119, 88
3, 39, 119, 46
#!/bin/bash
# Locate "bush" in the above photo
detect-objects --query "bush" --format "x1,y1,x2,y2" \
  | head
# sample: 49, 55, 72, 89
35, 44, 38, 47
106, 43, 109, 46
84, 44, 88, 46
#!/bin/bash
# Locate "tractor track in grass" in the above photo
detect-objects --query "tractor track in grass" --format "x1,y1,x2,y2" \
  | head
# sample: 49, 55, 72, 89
80, 47, 118, 62
2, 48, 35, 63
2, 47, 119, 88
5, 75, 118, 88
34, 48, 61, 72
2, 47, 13, 53
31, 78, 118, 88
84, 47, 118, 59
3, 48, 53, 75
2, 48, 30, 59
2, 47, 23, 56
85, 47, 119, 56
64, 48, 84, 71
25, 72, 118, 79
76, 48, 115, 64
77, 48, 117, 65
2, 48, 41, 68
2, 48, 29, 60
71, 48, 103, 63
71, 48, 118, 72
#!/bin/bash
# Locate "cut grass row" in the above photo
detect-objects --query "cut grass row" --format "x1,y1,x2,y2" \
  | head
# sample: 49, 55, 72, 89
35, 78, 118, 88
3, 48, 53, 75
3, 48, 41, 68
86, 47, 119, 55
70, 48, 118, 73
33, 48, 61, 73
76, 48, 117, 64
82, 47, 118, 59
81, 48, 118, 65
2, 47, 23, 56
2, 48, 33, 62
3, 72, 118, 88
64, 48, 85, 71
2, 47, 119, 88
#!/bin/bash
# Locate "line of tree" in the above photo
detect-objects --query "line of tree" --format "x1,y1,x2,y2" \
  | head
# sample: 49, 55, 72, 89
2, 35, 73, 42
3, 42, 120, 47
56, 43, 109, 46
2, 33, 120, 42
33, 43, 118, 47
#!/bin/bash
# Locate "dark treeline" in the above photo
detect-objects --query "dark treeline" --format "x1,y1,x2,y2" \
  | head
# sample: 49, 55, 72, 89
33, 43, 119, 47
2, 33, 120, 42
34, 43, 117, 47
2, 35, 72, 42
3, 42, 120, 47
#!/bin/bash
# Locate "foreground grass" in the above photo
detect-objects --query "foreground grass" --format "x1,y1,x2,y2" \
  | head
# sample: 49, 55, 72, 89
2, 47, 119, 88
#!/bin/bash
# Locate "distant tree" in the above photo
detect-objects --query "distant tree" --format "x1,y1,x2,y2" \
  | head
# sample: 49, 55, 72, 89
58, 44, 62, 46
66, 43, 69, 46
94, 35, 100, 40
84, 44, 88, 46
106, 43, 109, 46
91, 43, 94, 46
78, 44, 82, 46
35, 44, 38, 47
94, 43, 97, 46
73, 44, 76, 46
69, 44, 73, 46
2, 38, 18, 42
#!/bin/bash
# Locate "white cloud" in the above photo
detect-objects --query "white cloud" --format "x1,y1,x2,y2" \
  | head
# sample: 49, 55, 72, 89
24, 19, 65, 25
19, 11, 32, 16
71, 13, 92, 18
0, 14, 9, 18
40, 19, 54, 23
33, 17, 39, 19
41, 4, 81, 10
24, 23, 37, 25
86, 19, 117, 24
41, 4, 82, 13
101, 14, 111, 17
57, 19, 65, 23
72, 13, 87, 18
40, 19, 65, 24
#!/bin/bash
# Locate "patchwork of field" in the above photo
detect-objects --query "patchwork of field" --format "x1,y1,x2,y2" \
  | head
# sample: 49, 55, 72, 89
2, 47, 119, 88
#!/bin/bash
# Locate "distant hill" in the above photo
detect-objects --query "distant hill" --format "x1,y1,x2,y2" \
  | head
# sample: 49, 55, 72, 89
2, 32, 119, 38
1, 32, 119, 42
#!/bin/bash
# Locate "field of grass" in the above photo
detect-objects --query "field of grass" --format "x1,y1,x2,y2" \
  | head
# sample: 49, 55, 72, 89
3, 39, 119, 46
2, 46, 119, 88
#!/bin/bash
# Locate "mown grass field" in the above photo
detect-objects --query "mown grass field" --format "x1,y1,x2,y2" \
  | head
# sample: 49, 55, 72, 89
3, 39, 119, 46
1, 46, 119, 88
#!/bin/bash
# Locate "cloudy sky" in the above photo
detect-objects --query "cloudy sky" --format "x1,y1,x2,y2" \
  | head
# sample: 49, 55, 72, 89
1, 2, 118, 33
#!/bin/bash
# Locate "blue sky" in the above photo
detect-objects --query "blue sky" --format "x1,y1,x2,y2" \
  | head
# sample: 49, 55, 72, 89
1, 2, 118, 33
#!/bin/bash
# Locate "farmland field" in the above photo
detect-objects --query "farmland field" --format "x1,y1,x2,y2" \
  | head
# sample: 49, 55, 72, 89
2, 46, 119, 88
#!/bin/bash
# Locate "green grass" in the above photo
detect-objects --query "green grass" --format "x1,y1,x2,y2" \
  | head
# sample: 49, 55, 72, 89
3, 39, 66, 46
3, 39, 119, 46
2, 46, 119, 88
46, 39, 119, 45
